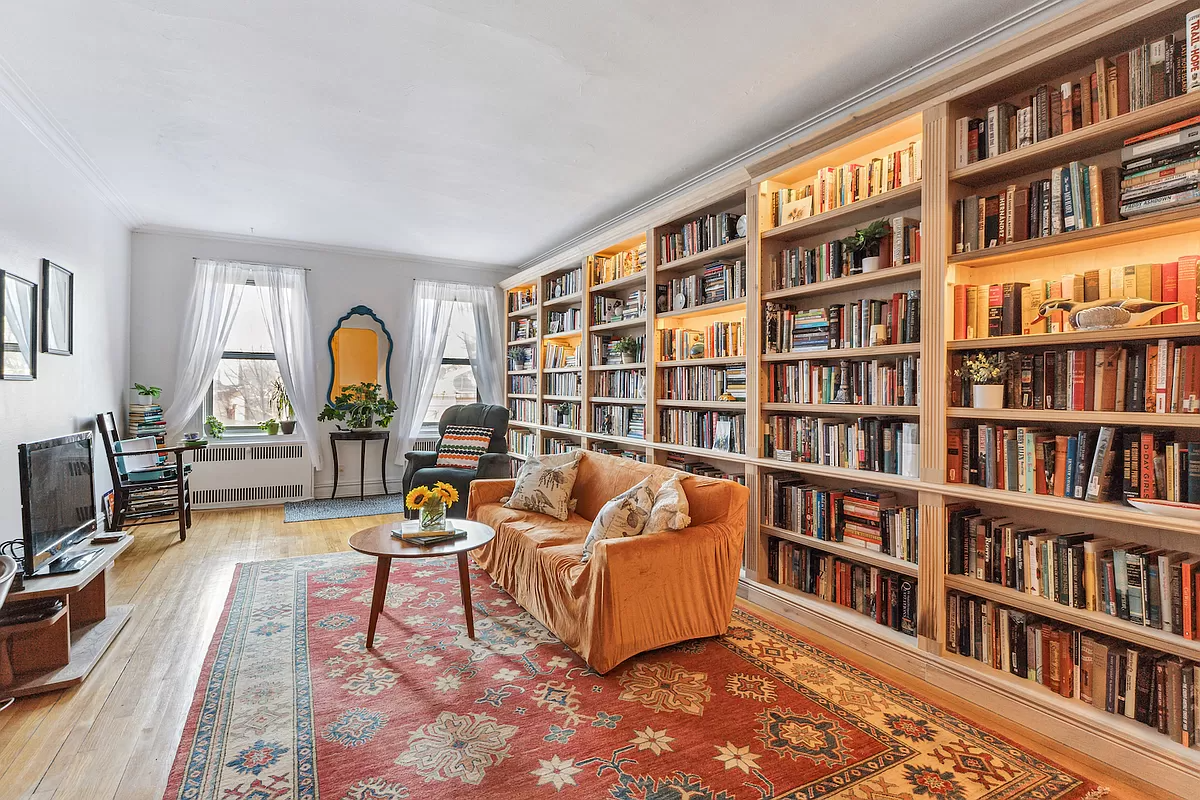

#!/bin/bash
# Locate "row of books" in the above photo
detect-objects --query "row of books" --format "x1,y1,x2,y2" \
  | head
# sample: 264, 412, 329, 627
590, 242, 646, 286
547, 308, 581, 335
658, 365, 746, 402
954, 22, 1198, 169
763, 293, 919, 355
591, 444, 647, 462
592, 405, 644, 439
508, 287, 536, 313
953, 161, 1110, 254
508, 318, 537, 341
545, 372, 581, 397
765, 415, 920, 478
125, 486, 178, 519
508, 375, 536, 395
762, 475, 919, 563
656, 259, 746, 311
766, 217, 921, 290
508, 344, 536, 373
657, 212, 743, 265
509, 399, 536, 424
592, 334, 646, 365
592, 292, 645, 325
948, 507, 1200, 639
664, 453, 746, 484
656, 321, 746, 361
945, 425, 1200, 505
128, 403, 166, 445
545, 401, 581, 430
768, 537, 917, 637
593, 369, 645, 400
507, 429, 535, 458
947, 590, 1200, 747
769, 138, 922, 227
545, 437, 581, 455
1120, 113, 1200, 218
658, 409, 744, 453
766, 356, 920, 407
949, 342, 1200, 414
546, 268, 581, 299
543, 343, 576, 369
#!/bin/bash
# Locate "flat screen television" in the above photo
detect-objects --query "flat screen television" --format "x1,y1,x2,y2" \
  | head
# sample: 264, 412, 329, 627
17, 431, 98, 576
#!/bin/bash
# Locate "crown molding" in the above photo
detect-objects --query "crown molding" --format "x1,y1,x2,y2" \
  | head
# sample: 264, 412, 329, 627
512, 0, 1077, 274
133, 224, 514, 274
0, 54, 143, 228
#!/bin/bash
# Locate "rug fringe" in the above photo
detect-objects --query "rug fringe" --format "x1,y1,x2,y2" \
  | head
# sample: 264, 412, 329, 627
1081, 788, 1110, 799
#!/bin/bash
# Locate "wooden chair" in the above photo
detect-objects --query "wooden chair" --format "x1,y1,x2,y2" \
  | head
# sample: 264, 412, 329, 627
96, 412, 193, 541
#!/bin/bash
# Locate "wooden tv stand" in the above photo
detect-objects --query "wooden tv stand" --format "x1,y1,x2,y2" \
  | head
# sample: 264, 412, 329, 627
0, 535, 133, 697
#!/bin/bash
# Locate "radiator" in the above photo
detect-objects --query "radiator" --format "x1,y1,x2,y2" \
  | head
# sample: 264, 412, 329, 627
189, 441, 314, 508
412, 436, 440, 452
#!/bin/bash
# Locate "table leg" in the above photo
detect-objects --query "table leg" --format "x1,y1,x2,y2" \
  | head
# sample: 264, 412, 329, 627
330, 438, 340, 499
457, 551, 475, 639
175, 452, 187, 541
366, 555, 392, 649
359, 440, 367, 501
380, 436, 390, 495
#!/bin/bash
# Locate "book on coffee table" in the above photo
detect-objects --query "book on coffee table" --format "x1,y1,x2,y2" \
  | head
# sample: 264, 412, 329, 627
391, 520, 468, 547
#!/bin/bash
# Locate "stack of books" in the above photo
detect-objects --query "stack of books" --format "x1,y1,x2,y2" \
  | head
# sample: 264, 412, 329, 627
543, 342, 576, 369
701, 260, 746, 305
594, 369, 645, 400
547, 308, 581, 334
1120, 116, 1200, 218
392, 520, 468, 547
591, 404, 644, 440
664, 453, 745, 484
766, 414, 920, 478
767, 356, 920, 407
546, 268, 581, 299
128, 402, 166, 445
658, 410, 744, 453
543, 401, 581, 430
763, 306, 829, 354
658, 211, 742, 264
508, 318, 537, 340
508, 287, 536, 313
591, 242, 646, 285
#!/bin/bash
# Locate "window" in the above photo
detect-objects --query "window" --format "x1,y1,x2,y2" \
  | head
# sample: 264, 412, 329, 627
423, 302, 478, 427
208, 284, 282, 430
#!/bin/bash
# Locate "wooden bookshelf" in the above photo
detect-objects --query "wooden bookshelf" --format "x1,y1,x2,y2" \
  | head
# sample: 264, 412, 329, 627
947, 321, 1200, 349
761, 342, 922, 361
761, 402, 920, 416
947, 406, 1200, 427
656, 356, 745, 367
656, 399, 745, 410
763, 523, 919, 577
655, 238, 747, 275
655, 297, 745, 320
762, 262, 922, 301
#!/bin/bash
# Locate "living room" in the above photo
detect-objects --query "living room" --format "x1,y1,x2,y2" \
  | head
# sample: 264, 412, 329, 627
1, 1, 1198, 798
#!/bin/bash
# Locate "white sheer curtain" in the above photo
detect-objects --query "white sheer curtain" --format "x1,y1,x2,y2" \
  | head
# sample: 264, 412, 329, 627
392, 280, 455, 462
251, 265, 323, 468
4, 278, 35, 374
464, 284, 504, 405
162, 261, 250, 441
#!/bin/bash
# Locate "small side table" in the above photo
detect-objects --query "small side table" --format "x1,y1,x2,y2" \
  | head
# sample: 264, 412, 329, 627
329, 430, 390, 500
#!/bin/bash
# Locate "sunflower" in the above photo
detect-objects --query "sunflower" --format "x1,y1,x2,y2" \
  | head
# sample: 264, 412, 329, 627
433, 481, 459, 507
405, 486, 433, 510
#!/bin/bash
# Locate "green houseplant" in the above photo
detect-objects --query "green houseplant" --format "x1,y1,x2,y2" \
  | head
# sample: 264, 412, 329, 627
317, 382, 397, 431
258, 418, 281, 435
842, 219, 890, 273
956, 352, 1007, 409
204, 415, 225, 439
613, 336, 640, 364
270, 378, 297, 434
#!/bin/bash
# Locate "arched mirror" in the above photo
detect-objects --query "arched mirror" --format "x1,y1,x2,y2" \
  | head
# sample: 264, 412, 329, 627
327, 305, 393, 403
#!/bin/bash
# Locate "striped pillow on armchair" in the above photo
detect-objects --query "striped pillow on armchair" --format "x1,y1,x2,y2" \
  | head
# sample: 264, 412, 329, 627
435, 425, 494, 469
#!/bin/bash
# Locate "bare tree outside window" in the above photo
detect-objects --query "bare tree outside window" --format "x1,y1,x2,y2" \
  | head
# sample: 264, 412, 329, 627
424, 302, 479, 425
209, 284, 282, 428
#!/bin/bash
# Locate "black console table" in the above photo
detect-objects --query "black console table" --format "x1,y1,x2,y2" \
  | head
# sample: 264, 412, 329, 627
329, 430, 391, 500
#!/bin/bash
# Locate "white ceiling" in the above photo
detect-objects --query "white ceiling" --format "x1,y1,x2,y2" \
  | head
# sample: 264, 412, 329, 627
0, 0, 1080, 267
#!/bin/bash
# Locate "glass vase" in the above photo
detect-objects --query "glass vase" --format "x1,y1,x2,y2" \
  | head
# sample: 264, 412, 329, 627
420, 499, 446, 531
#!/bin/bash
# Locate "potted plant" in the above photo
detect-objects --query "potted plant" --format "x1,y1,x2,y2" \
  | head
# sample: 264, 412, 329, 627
130, 382, 162, 407
613, 336, 639, 364
842, 219, 890, 273
406, 481, 459, 530
317, 382, 398, 431
508, 345, 526, 371
258, 418, 281, 435
270, 378, 297, 434
204, 415, 225, 440
957, 352, 1007, 409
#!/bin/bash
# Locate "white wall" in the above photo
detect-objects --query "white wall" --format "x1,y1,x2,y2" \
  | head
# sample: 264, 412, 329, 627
0, 111, 132, 535
130, 230, 509, 495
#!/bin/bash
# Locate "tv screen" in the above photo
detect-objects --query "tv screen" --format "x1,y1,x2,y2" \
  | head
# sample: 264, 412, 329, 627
18, 432, 96, 574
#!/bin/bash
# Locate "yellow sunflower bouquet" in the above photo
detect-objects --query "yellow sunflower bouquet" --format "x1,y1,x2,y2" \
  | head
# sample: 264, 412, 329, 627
406, 481, 460, 529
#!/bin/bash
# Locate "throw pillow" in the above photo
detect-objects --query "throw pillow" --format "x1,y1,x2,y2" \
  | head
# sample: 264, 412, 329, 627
643, 474, 691, 535
436, 425, 493, 469
581, 476, 655, 563
504, 450, 583, 521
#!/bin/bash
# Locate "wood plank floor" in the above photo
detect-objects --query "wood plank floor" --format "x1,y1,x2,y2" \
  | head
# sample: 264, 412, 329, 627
0, 508, 1177, 799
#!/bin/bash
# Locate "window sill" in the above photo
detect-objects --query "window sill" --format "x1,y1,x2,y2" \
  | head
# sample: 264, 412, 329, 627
211, 432, 306, 445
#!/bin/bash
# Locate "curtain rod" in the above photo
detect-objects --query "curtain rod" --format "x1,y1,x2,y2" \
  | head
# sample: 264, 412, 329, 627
192, 257, 311, 272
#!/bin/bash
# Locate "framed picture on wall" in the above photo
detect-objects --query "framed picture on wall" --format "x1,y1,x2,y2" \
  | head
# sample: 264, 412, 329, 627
0, 270, 38, 380
41, 259, 73, 355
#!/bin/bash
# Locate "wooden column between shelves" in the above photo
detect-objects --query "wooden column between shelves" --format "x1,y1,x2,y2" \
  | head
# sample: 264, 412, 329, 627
917, 492, 946, 655
643, 231, 659, 448
743, 187, 762, 578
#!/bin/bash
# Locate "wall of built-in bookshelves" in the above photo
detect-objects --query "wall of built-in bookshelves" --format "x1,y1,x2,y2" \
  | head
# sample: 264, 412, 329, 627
499, 3, 1200, 790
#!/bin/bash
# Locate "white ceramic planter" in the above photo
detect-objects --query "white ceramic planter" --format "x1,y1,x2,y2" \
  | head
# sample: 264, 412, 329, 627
973, 384, 1004, 409
861, 255, 881, 273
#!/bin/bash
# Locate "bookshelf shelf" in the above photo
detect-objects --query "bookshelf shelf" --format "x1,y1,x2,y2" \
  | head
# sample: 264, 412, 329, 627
508, 305, 539, 318
543, 394, 582, 402
509, 420, 539, 430
762, 342, 922, 361
509, 452, 528, 461
761, 402, 920, 416
758, 579, 918, 649
590, 362, 646, 371
652, 441, 748, 462
947, 203, 1200, 268
762, 263, 922, 302
656, 297, 746, 320
947, 322, 1200, 350
750, 457, 922, 490
655, 238, 747, 275
543, 291, 584, 307
656, 356, 745, 367
763, 182, 923, 242
590, 318, 647, 333
944, 574, 1200, 662
763, 523, 919, 577
509, 336, 537, 346
507, 369, 537, 375
544, 328, 583, 338
949, 91, 1200, 187
544, 367, 582, 373
591, 272, 647, 293
947, 407, 1200, 427
585, 432, 649, 448
588, 396, 645, 405
656, 398, 746, 410
508, 393, 536, 400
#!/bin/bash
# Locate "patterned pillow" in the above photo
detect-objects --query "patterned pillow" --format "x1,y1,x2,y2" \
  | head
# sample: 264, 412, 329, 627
581, 476, 655, 563
643, 474, 691, 535
504, 450, 583, 521
436, 425, 493, 469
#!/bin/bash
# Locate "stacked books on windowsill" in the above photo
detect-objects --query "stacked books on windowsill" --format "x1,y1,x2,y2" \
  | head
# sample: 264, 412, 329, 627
392, 520, 468, 547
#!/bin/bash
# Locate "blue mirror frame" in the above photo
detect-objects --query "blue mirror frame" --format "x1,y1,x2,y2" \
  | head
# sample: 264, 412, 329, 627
326, 305, 394, 404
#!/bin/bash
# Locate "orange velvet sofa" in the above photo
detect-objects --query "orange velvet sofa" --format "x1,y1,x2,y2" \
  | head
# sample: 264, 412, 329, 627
467, 450, 749, 674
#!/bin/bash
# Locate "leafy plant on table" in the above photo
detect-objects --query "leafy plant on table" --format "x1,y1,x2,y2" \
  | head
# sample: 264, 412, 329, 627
317, 382, 397, 430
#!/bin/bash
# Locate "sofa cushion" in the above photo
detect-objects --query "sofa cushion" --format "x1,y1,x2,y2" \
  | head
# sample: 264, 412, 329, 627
435, 425, 493, 469
505, 450, 583, 521
644, 474, 691, 535
580, 476, 654, 563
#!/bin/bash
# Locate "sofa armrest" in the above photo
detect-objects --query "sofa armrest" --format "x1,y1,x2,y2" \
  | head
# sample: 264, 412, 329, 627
468, 478, 516, 517
477, 452, 513, 479
404, 450, 438, 469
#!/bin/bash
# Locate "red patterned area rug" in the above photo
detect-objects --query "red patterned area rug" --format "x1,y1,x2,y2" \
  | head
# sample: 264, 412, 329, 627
166, 552, 1105, 800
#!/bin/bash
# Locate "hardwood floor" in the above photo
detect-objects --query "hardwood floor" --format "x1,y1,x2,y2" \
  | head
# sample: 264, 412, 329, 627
0, 507, 1176, 799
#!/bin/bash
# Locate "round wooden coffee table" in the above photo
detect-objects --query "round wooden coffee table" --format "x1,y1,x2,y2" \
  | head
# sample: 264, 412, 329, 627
348, 519, 495, 648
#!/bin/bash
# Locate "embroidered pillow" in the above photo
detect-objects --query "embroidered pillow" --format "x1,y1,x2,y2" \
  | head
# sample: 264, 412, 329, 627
581, 477, 655, 563
504, 450, 583, 521
436, 425, 493, 469
643, 474, 691, 535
